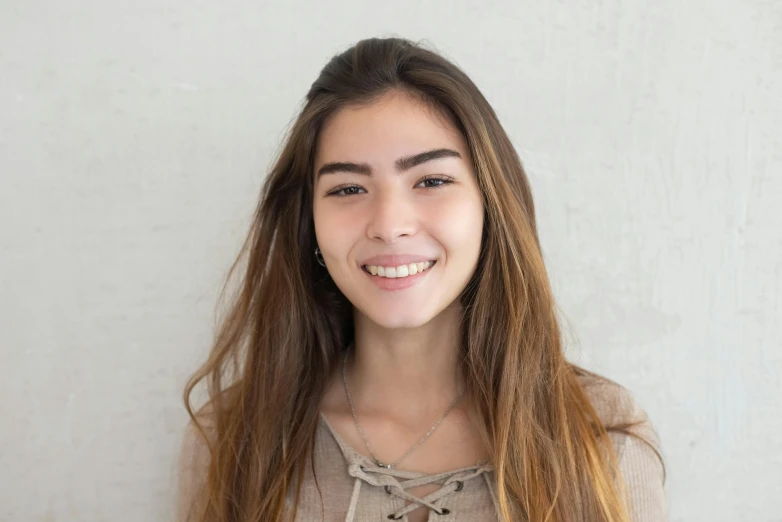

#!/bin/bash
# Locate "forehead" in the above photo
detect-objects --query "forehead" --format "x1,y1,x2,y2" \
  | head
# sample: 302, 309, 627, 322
314, 91, 468, 167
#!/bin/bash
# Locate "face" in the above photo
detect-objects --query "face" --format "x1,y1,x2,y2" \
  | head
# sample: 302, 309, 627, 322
312, 91, 484, 330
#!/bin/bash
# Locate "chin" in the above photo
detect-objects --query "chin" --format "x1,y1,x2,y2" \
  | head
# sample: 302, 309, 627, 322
361, 307, 436, 331
374, 314, 431, 330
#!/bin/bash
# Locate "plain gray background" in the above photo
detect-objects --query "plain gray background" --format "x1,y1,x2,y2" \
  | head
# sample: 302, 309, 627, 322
1, 1, 780, 521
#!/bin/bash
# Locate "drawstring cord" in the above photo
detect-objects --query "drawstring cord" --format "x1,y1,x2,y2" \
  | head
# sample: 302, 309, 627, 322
344, 461, 491, 521
319, 412, 497, 521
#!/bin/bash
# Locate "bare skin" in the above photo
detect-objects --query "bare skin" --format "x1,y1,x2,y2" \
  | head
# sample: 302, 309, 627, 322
320, 362, 489, 522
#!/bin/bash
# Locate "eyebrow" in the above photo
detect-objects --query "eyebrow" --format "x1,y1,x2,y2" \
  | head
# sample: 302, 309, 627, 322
316, 148, 462, 179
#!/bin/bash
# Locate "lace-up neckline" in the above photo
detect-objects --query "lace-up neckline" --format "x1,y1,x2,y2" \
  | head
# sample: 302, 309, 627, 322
318, 413, 497, 521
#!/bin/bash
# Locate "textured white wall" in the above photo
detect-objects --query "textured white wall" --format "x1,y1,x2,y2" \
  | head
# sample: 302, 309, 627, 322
1, 1, 780, 521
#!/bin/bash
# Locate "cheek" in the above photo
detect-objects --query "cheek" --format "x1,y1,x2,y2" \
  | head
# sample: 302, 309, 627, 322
314, 204, 362, 252
313, 203, 336, 250
426, 194, 484, 253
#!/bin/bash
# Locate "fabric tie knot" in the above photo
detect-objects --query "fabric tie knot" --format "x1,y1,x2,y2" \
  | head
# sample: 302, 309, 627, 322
344, 460, 493, 521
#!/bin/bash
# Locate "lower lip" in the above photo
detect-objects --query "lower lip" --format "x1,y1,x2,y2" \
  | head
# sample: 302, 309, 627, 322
362, 263, 435, 291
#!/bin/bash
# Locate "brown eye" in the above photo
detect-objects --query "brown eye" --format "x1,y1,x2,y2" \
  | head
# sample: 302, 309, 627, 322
416, 175, 454, 189
422, 178, 446, 188
327, 185, 365, 197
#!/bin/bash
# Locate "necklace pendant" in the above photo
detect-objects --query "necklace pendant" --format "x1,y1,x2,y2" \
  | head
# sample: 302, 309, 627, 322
376, 460, 393, 469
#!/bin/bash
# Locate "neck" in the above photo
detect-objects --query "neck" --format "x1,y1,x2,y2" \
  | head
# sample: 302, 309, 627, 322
345, 303, 465, 424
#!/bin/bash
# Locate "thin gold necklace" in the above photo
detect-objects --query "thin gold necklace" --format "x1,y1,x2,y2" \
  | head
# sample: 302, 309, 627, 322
341, 348, 465, 469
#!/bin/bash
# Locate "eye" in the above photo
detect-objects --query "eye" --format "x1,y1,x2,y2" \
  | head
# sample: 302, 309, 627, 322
326, 184, 366, 197
416, 174, 454, 189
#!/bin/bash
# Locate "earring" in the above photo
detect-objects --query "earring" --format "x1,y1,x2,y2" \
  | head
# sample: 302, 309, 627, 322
314, 247, 326, 267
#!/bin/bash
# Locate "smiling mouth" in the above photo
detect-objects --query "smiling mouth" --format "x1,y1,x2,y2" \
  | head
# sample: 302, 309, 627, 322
362, 260, 436, 278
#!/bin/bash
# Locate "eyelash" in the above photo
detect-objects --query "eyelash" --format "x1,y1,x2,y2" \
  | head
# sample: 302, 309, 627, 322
325, 175, 454, 198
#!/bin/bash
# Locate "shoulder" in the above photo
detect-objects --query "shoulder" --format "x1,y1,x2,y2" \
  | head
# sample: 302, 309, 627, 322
575, 369, 656, 438
575, 368, 668, 521
175, 403, 218, 522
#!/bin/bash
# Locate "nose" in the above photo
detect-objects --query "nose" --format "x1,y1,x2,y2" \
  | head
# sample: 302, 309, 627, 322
365, 189, 417, 243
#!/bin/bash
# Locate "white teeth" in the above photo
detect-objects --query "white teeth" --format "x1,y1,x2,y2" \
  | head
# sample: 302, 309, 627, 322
364, 261, 434, 279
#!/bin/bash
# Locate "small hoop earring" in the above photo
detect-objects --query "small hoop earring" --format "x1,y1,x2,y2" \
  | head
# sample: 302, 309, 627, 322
314, 247, 326, 267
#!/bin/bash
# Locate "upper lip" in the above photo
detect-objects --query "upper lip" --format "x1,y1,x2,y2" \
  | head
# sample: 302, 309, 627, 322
360, 254, 436, 267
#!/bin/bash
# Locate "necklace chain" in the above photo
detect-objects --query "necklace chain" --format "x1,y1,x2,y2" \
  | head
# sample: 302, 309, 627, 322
341, 348, 465, 469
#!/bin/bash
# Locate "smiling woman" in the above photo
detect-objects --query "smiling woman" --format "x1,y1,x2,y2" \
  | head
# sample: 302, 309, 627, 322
313, 93, 484, 329
177, 37, 666, 522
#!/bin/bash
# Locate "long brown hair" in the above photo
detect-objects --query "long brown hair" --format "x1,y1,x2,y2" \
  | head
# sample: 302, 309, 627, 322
183, 37, 663, 522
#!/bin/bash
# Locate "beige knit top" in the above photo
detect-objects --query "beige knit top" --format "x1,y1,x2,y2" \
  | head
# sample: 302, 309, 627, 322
176, 375, 667, 521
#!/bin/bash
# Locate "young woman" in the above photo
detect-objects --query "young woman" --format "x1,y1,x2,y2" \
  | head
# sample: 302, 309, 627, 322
176, 37, 667, 522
